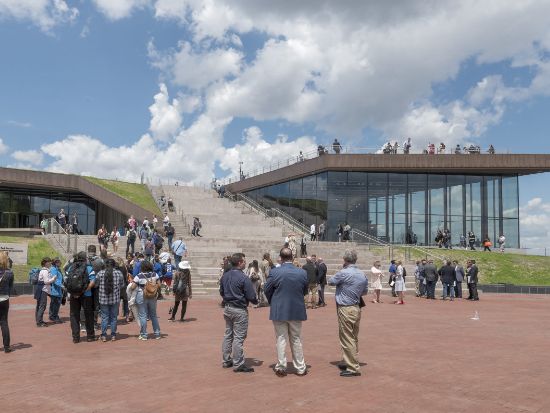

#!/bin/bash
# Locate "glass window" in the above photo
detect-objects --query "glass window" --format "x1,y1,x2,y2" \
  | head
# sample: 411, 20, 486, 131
447, 175, 465, 247
367, 173, 387, 240
288, 178, 303, 224
347, 172, 367, 233
302, 175, 317, 226
316, 172, 328, 223
428, 175, 445, 244
388, 174, 407, 243
408, 174, 426, 245
502, 175, 519, 219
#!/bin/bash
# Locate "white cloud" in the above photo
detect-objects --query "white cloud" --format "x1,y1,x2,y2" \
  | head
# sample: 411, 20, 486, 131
92, 0, 149, 20
218, 126, 318, 179
149, 40, 242, 89
0, 137, 8, 154
520, 197, 550, 249
0, 0, 78, 32
7, 120, 32, 128
149, 83, 182, 141
11, 149, 44, 165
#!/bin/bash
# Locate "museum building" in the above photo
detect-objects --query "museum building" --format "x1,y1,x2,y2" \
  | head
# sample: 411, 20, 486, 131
226, 153, 550, 248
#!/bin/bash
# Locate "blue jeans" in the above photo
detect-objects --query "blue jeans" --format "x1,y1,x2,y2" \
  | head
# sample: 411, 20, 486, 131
442, 283, 455, 298
100, 304, 120, 337
49, 296, 62, 321
138, 298, 160, 338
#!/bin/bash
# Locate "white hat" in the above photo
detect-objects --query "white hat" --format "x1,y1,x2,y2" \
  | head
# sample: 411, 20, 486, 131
159, 252, 170, 264
178, 261, 191, 270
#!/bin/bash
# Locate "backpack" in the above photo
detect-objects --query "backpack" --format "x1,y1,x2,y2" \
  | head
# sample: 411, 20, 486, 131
28, 267, 41, 285
128, 229, 136, 241
143, 274, 159, 299
154, 235, 164, 247
65, 261, 89, 295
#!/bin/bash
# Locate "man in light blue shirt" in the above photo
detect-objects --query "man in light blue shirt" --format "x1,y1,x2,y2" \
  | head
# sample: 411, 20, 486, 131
171, 237, 187, 267
328, 250, 368, 377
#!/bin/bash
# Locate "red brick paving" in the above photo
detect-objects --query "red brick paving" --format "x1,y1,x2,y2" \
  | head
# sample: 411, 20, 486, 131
1, 293, 550, 413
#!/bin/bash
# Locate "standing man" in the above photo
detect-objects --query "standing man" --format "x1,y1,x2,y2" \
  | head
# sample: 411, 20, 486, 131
468, 231, 476, 250
466, 259, 479, 301
328, 250, 368, 377
423, 259, 438, 299
388, 260, 397, 297
165, 223, 175, 248
438, 260, 456, 301
220, 253, 257, 373
57, 209, 67, 230
310, 223, 316, 241
171, 237, 187, 268
303, 257, 318, 309
67, 252, 96, 343
126, 226, 137, 256
264, 247, 309, 377
139, 223, 149, 252
318, 221, 326, 241
453, 260, 465, 298
316, 257, 327, 307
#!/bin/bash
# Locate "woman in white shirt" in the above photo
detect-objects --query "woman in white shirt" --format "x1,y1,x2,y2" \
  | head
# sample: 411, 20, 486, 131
35, 257, 57, 327
371, 261, 384, 303
394, 260, 406, 305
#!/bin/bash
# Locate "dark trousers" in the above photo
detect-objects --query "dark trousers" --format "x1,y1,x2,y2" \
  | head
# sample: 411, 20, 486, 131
35, 292, 48, 324
49, 296, 61, 321
70, 295, 94, 339
468, 283, 479, 300
171, 300, 188, 320
469, 242, 476, 250
0, 300, 10, 349
454, 281, 463, 298
126, 239, 135, 256
419, 280, 426, 296
426, 280, 436, 299
92, 288, 100, 324
318, 284, 325, 305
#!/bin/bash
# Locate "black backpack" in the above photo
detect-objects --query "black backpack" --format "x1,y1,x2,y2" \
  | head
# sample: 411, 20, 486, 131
128, 230, 136, 241
155, 235, 164, 247
65, 261, 89, 295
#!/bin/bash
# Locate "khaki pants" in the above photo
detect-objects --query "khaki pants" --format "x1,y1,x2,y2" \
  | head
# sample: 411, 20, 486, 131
273, 320, 307, 374
337, 305, 362, 373
307, 284, 318, 308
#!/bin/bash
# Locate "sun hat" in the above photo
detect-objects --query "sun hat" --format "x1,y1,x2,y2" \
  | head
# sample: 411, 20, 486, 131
178, 260, 191, 270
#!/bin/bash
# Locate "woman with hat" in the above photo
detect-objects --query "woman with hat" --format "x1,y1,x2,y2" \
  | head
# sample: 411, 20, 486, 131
169, 261, 192, 322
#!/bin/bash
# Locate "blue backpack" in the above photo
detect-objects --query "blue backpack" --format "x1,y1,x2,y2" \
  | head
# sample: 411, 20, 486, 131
29, 267, 41, 285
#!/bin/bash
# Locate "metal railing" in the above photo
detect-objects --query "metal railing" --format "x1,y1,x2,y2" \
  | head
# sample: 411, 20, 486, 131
220, 144, 510, 185
44, 218, 79, 255
224, 190, 308, 237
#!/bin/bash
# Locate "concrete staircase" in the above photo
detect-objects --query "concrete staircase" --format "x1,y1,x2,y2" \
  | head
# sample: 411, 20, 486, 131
158, 185, 420, 296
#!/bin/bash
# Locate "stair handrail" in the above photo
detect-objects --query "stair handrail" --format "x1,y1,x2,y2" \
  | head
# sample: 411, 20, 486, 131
224, 190, 308, 236
350, 228, 391, 247
45, 218, 79, 254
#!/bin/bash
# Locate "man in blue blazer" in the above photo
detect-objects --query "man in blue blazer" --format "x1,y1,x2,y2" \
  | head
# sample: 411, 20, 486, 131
264, 247, 309, 377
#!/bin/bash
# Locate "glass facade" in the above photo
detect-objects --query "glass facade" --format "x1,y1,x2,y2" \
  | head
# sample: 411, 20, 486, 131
0, 187, 97, 234
244, 173, 520, 247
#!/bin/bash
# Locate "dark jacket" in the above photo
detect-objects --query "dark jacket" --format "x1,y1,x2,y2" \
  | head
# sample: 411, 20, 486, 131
302, 262, 318, 285
264, 262, 308, 321
0, 269, 14, 297
423, 263, 439, 282
219, 268, 257, 309
467, 265, 479, 284
317, 262, 327, 286
173, 270, 192, 301
438, 265, 456, 284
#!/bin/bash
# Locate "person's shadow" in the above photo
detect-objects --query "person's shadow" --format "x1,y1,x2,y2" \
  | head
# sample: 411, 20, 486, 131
9, 343, 32, 352
245, 358, 264, 367
329, 360, 367, 368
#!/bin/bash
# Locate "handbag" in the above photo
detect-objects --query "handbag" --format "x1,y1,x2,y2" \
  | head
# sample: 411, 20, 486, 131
389, 280, 395, 287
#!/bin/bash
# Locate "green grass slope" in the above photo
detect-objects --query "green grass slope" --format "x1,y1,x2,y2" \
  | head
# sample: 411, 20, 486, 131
84, 177, 161, 216
0, 236, 61, 283
393, 246, 550, 285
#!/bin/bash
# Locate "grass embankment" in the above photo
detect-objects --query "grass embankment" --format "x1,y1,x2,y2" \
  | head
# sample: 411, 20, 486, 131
84, 176, 161, 216
393, 246, 550, 286
0, 236, 60, 283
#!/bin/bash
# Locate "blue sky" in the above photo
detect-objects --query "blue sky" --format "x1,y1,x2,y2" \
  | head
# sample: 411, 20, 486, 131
1, 0, 550, 247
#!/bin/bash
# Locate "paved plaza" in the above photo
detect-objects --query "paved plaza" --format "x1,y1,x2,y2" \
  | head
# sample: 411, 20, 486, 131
2, 293, 549, 413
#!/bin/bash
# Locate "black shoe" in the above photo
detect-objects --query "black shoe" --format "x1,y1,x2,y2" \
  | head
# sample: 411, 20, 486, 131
296, 369, 308, 376
72, 338, 80, 344
274, 368, 287, 377
337, 363, 347, 371
222, 361, 233, 368
87, 336, 96, 342
340, 370, 361, 377
233, 365, 254, 373
4, 347, 11, 353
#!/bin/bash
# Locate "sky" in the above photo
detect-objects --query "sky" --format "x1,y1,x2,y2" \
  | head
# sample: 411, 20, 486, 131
1, 0, 550, 248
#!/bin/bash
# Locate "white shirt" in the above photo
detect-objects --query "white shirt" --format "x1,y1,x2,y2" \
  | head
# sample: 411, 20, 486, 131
163, 216, 170, 225
310, 224, 315, 234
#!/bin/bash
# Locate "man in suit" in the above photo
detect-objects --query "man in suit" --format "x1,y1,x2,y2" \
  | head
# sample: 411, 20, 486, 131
219, 253, 258, 373
438, 260, 456, 301
264, 247, 309, 377
316, 257, 328, 307
302, 257, 318, 309
453, 260, 465, 298
466, 259, 479, 301
423, 259, 438, 299
328, 250, 368, 377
